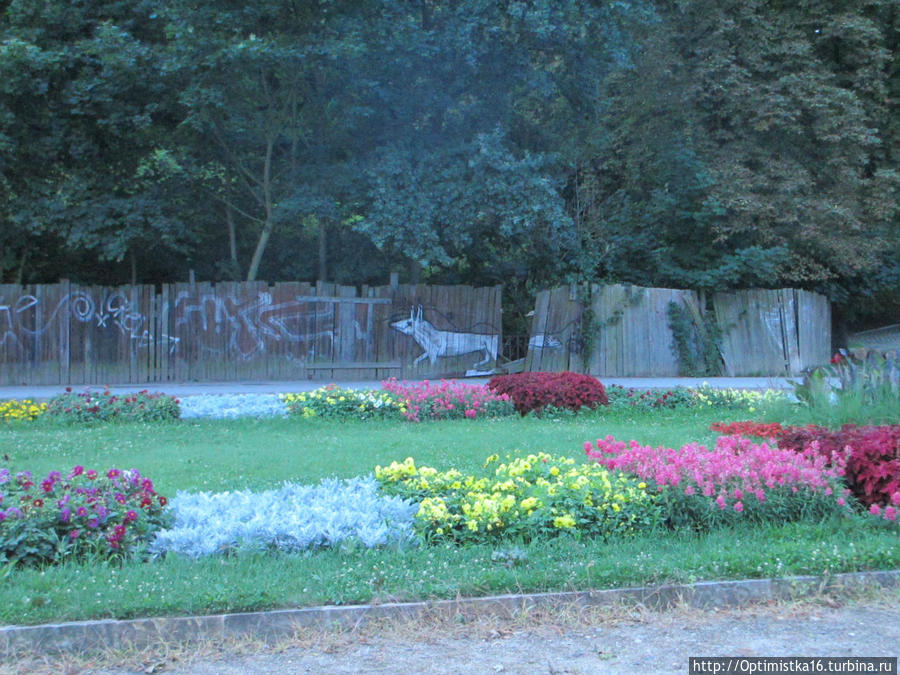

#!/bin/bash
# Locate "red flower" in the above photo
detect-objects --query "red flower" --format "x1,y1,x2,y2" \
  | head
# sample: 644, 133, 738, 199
830, 353, 844, 365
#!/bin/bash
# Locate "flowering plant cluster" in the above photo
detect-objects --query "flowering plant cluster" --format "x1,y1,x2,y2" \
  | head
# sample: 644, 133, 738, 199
45, 388, 180, 424
709, 421, 784, 438
691, 386, 786, 410
585, 435, 851, 531
605, 385, 696, 410
772, 424, 900, 520
381, 379, 515, 422
150, 477, 417, 558
375, 452, 660, 544
0, 399, 47, 422
281, 385, 405, 420
0, 466, 170, 566
486, 371, 608, 415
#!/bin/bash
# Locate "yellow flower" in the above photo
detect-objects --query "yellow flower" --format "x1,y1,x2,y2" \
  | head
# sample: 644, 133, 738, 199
553, 514, 576, 529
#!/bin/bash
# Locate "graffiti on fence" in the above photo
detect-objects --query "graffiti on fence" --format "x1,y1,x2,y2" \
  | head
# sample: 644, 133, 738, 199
0, 290, 175, 351
391, 306, 499, 368
0, 289, 379, 361
171, 291, 349, 360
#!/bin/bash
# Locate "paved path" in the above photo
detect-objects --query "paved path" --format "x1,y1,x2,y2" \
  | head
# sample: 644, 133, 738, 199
0, 376, 796, 401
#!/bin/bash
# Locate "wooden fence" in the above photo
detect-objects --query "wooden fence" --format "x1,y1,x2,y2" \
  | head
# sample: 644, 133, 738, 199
0, 281, 503, 385
525, 284, 831, 376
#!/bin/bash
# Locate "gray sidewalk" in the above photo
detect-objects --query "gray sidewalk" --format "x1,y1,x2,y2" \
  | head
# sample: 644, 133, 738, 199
0, 376, 796, 400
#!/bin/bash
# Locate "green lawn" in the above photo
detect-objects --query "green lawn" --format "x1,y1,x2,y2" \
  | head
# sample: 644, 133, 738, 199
1, 403, 898, 627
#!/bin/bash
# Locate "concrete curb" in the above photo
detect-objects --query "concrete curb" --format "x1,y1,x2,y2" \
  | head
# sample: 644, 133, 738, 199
3, 570, 898, 656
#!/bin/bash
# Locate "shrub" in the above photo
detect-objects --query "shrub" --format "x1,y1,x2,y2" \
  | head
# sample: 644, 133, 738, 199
281, 386, 403, 420
585, 435, 850, 531
381, 379, 515, 422
375, 452, 660, 544
0, 466, 170, 566
150, 477, 418, 558
44, 388, 180, 424
774, 424, 900, 518
487, 371, 608, 415
0, 399, 47, 422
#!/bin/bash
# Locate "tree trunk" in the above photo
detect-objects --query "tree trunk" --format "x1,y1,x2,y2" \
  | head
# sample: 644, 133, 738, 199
246, 137, 276, 282
408, 258, 422, 284
318, 220, 328, 282
14, 246, 29, 285
226, 203, 239, 274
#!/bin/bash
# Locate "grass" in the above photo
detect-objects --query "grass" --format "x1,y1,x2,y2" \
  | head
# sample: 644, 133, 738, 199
1, 406, 729, 494
1, 400, 898, 627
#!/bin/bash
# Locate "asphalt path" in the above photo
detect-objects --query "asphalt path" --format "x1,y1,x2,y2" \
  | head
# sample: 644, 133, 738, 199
0, 376, 797, 401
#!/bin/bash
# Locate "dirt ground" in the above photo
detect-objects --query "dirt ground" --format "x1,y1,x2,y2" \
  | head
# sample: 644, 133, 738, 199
6, 589, 899, 675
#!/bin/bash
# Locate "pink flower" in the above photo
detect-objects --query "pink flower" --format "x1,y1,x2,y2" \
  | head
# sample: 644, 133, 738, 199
837, 497, 846, 507
892, 492, 900, 506
70, 466, 84, 477
883, 506, 897, 522
869, 504, 882, 516
69, 529, 80, 540
715, 495, 727, 509
734, 501, 744, 513
684, 485, 695, 496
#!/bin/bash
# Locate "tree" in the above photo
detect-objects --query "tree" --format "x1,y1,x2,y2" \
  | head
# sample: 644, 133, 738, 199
0, 0, 191, 284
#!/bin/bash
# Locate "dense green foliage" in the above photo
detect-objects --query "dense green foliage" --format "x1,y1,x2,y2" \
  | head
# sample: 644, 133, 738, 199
2, 0, 896, 329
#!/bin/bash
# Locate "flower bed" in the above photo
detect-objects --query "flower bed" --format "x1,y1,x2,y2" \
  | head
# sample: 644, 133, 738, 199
0, 399, 46, 422
150, 477, 418, 558
45, 388, 180, 423
376, 452, 660, 543
0, 466, 169, 566
281, 386, 403, 420
487, 371, 608, 415
381, 379, 515, 422
180, 394, 287, 419
710, 422, 900, 521
585, 435, 851, 530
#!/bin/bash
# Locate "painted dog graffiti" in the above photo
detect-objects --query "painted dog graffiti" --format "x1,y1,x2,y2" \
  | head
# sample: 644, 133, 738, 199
391, 307, 499, 368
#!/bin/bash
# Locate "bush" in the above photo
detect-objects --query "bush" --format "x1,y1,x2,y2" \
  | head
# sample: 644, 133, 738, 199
487, 371, 608, 416
0, 466, 170, 566
376, 452, 660, 544
0, 399, 46, 422
44, 388, 180, 424
381, 379, 515, 422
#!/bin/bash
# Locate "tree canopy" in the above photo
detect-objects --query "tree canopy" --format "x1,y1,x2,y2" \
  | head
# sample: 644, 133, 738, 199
1, 0, 896, 330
